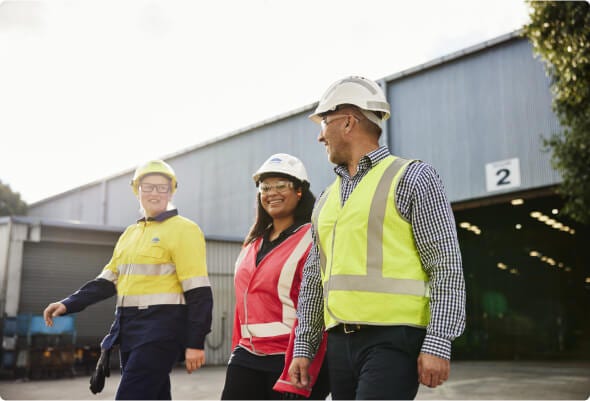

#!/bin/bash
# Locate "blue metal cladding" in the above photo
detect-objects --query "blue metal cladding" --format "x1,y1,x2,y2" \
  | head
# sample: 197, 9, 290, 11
386, 37, 561, 202
28, 34, 563, 237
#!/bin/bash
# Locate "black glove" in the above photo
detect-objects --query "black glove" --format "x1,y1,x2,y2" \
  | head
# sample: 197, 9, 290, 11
281, 392, 306, 400
89, 348, 111, 394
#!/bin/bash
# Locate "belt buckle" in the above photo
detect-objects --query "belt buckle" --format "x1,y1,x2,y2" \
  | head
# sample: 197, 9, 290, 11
343, 324, 360, 334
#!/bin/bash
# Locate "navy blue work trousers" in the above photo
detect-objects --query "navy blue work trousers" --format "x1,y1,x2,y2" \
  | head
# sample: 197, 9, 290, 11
115, 340, 182, 400
327, 325, 425, 400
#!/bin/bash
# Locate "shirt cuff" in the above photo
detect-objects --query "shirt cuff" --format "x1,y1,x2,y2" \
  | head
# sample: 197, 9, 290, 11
420, 334, 452, 360
186, 332, 206, 349
293, 342, 315, 359
60, 298, 79, 314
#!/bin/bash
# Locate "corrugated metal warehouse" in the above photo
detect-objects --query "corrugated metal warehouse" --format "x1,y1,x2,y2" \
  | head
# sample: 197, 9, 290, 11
1, 31, 588, 369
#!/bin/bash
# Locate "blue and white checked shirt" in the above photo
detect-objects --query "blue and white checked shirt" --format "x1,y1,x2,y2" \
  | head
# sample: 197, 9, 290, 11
294, 146, 466, 360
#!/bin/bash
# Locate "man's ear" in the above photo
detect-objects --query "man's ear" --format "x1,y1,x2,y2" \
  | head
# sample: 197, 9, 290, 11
344, 116, 355, 133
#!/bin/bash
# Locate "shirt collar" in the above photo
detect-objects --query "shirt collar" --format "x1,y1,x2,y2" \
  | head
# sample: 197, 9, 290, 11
263, 221, 305, 243
334, 146, 391, 177
137, 209, 179, 223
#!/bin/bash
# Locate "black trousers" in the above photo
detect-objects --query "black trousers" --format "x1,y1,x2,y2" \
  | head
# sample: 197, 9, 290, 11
221, 361, 330, 400
221, 364, 282, 400
327, 325, 425, 400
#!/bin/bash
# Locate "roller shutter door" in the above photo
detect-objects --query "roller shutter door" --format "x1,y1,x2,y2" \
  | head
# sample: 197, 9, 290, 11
20, 241, 117, 346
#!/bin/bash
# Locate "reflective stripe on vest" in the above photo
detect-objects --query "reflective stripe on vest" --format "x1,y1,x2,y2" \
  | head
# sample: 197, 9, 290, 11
312, 155, 430, 328
241, 321, 290, 338
239, 228, 311, 340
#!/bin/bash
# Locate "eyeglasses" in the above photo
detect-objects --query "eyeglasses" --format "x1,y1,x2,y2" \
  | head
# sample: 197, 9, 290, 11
320, 115, 349, 131
258, 180, 294, 194
139, 183, 170, 193
320, 114, 359, 131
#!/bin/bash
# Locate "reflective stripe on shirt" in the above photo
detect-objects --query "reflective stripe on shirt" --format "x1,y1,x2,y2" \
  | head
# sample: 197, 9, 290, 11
117, 292, 186, 307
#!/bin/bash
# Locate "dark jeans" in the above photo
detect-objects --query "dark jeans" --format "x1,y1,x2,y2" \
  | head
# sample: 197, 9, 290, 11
327, 325, 425, 400
116, 341, 182, 400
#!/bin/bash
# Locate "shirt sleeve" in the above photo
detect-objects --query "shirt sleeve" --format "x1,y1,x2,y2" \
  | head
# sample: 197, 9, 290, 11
293, 225, 325, 359
397, 161, 466, 360
172, 220, 213, 349
61, 278, 117, 314
184, 286, 213, 349
173, 221, 211, 290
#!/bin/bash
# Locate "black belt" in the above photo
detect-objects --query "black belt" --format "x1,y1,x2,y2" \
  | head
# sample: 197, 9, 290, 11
329, 323, 372, 334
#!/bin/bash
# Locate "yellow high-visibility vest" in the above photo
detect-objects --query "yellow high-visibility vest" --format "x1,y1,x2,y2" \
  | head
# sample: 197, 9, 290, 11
312, 155, 430, 329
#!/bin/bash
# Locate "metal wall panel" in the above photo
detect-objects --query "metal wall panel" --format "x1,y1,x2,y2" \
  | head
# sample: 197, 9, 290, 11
27, 36, 562, 233
28, 184, 105, 224
105, 175, 140, 225
386, 38, 561, 202
203, 240, 242, 365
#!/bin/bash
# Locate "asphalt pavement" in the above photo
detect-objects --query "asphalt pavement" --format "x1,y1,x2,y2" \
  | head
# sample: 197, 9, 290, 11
0, 360, 589, 400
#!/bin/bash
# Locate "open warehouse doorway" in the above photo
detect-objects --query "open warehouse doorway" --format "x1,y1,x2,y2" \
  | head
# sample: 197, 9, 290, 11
452, 186, 590, 360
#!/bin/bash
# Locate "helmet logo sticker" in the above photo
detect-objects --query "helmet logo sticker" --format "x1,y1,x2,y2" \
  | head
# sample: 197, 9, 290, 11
151, 237, 160, 243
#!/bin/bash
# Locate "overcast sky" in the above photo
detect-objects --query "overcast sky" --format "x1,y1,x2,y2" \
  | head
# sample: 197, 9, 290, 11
0, 0, 531, 204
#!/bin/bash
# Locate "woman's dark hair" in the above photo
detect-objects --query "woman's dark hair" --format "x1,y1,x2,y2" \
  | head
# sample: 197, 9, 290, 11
244, 175, 316, 245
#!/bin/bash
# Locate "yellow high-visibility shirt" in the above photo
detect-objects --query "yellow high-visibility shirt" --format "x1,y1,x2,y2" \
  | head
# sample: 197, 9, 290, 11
99, 213, 210, 308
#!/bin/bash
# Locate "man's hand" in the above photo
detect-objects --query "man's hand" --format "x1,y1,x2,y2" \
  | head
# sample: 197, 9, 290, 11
185, 348, 205, 373
288, 357, 312, 389
417, 352, 450, 388
43, 302, 66, 327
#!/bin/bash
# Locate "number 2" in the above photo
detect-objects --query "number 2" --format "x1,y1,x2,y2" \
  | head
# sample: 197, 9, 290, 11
496, 168, 511, 186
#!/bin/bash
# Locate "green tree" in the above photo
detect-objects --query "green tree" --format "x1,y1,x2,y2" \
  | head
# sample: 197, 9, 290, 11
0, 180, 28, 216
523, 1, 590, 224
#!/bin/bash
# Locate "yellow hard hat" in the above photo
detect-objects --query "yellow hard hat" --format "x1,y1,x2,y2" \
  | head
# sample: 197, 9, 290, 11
130, 160, 178, 195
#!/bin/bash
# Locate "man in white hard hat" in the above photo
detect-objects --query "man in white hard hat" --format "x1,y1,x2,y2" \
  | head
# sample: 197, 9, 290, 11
288, 76, 466, 399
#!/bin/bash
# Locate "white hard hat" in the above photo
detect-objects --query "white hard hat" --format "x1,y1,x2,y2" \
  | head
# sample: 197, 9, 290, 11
252, 153, 309, 184
309, 76, 390, 126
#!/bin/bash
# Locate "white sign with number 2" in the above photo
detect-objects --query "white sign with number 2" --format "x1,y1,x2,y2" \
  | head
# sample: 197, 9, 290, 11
485, 158, 521, 192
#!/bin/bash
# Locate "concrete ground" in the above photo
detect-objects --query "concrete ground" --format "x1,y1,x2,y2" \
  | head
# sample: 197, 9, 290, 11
0, 360, 589, 400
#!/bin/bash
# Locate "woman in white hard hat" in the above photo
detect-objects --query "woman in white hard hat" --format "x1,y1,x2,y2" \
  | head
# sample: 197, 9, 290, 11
221, 153, 329, 400
43, 160, 213, 400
